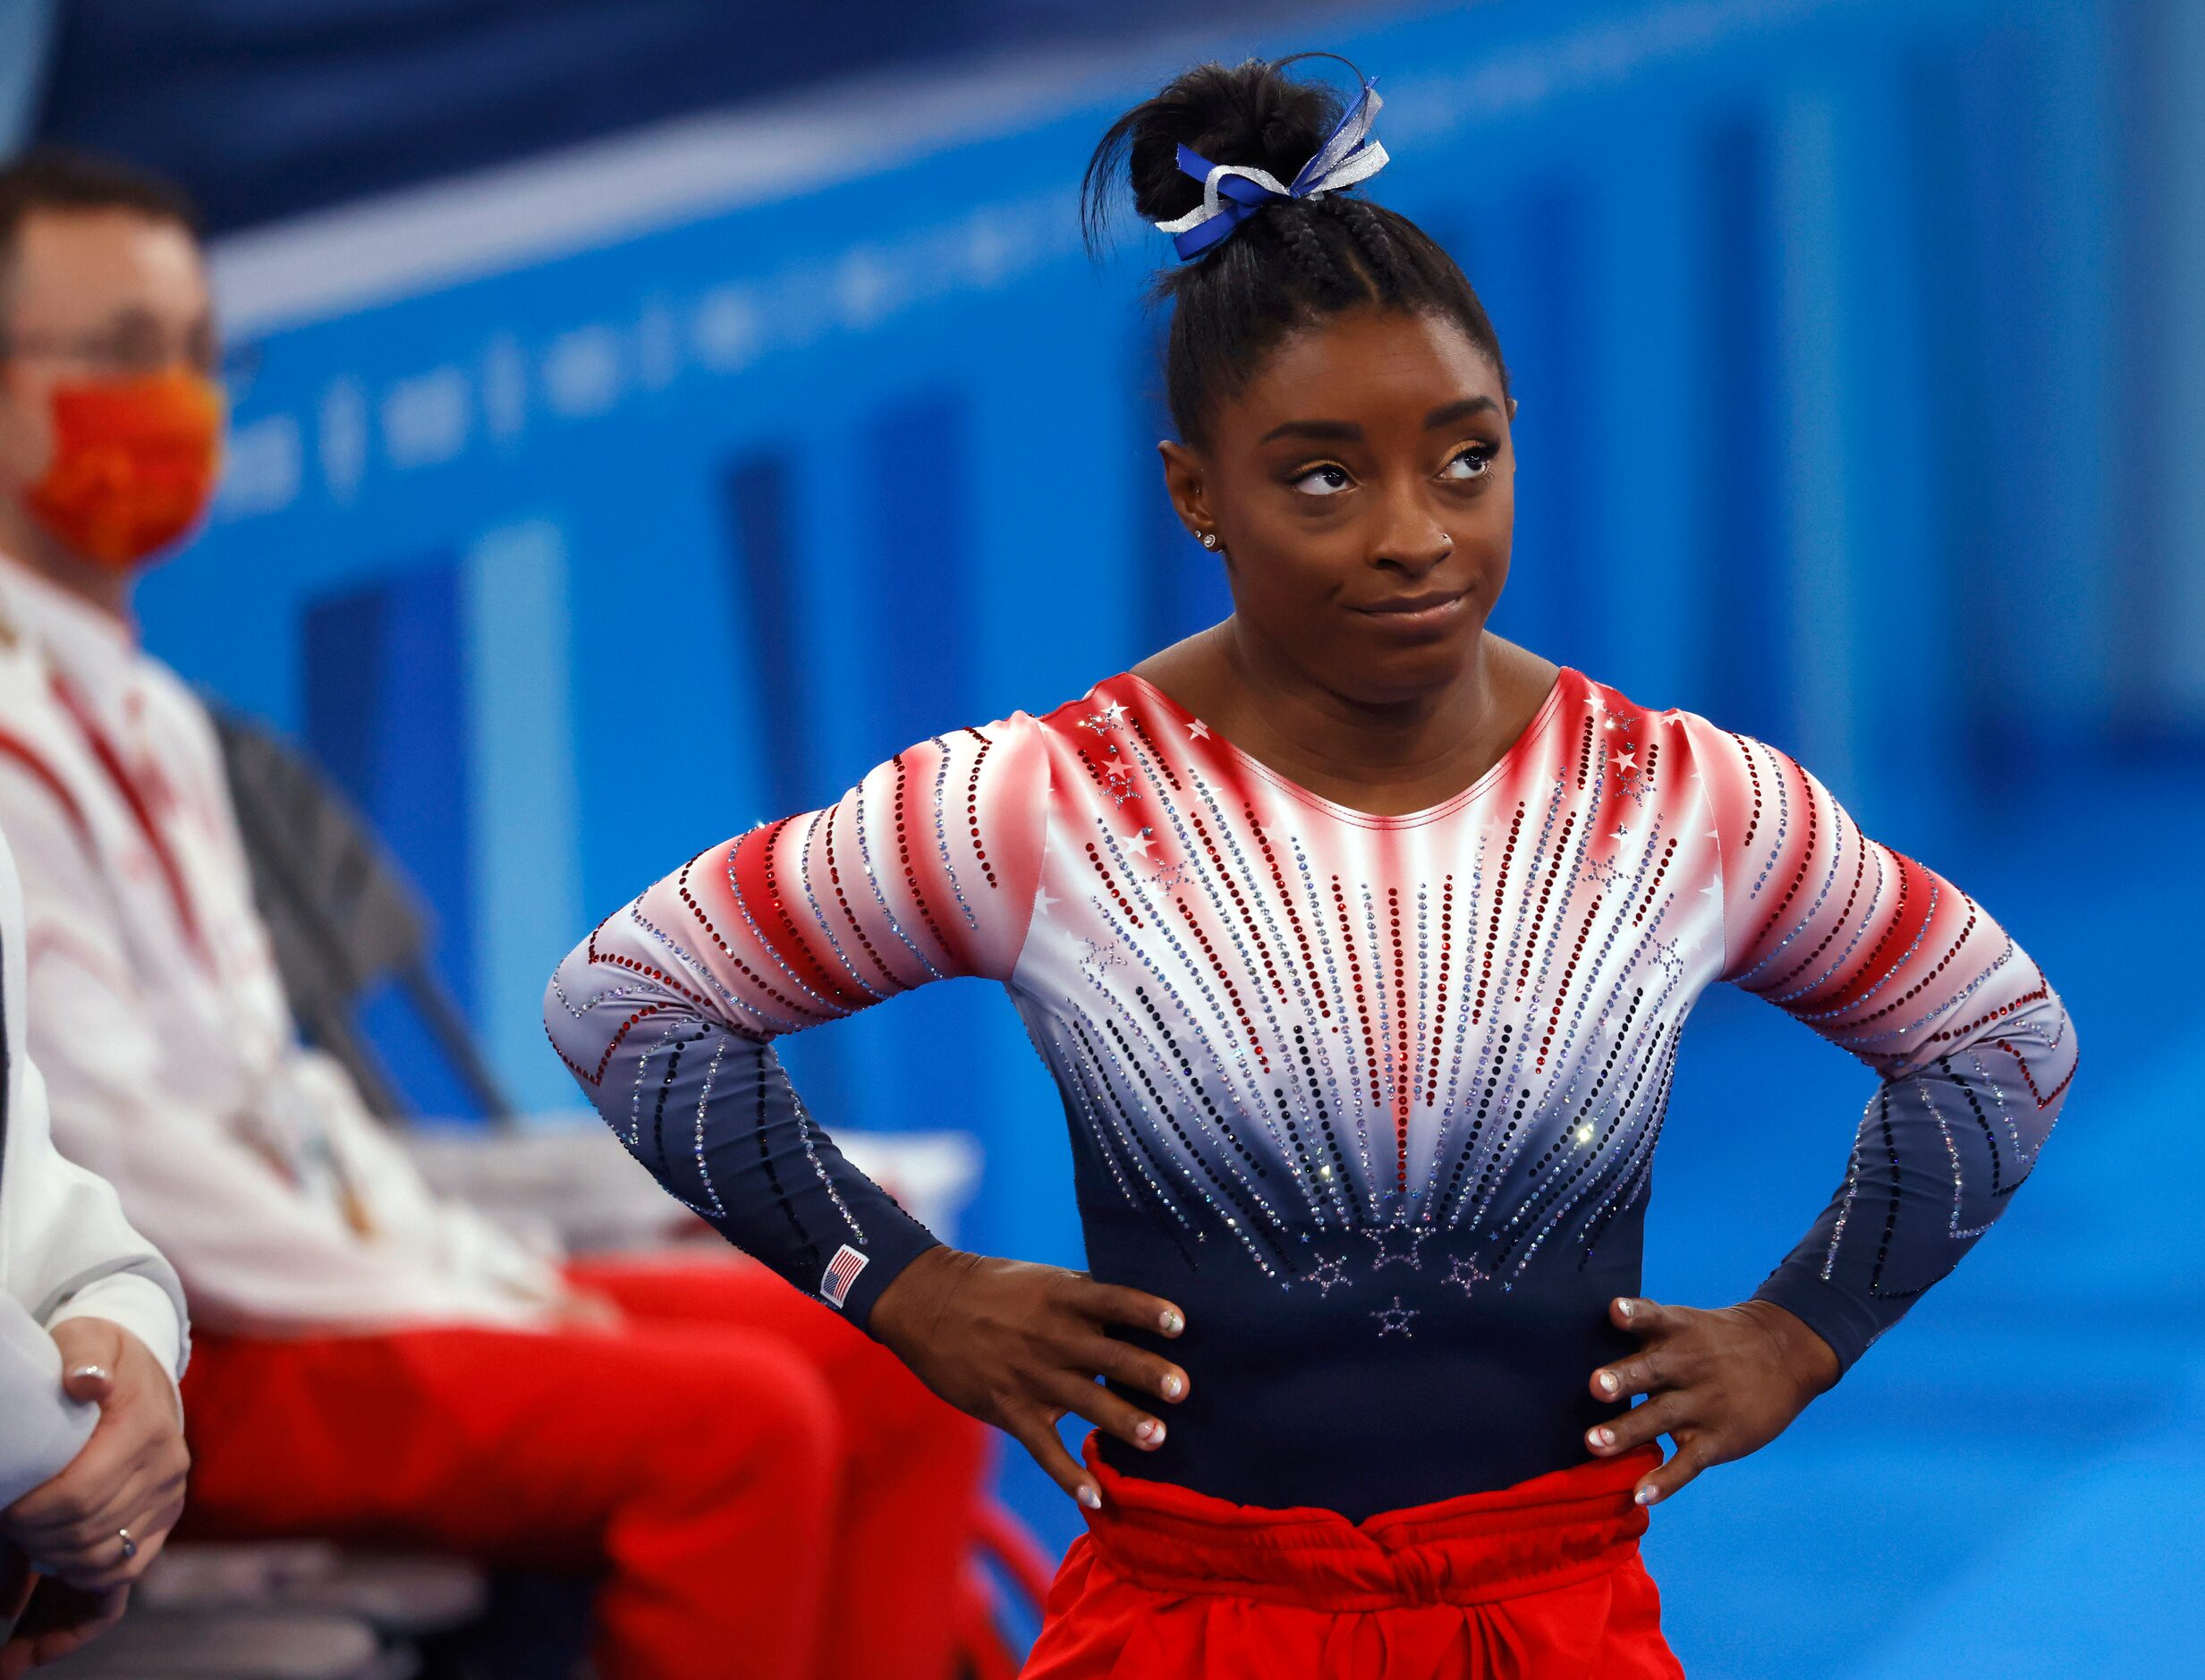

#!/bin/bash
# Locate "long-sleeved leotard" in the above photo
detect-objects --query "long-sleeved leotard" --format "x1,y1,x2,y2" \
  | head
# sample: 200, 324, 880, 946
547, 667, 2074, 1519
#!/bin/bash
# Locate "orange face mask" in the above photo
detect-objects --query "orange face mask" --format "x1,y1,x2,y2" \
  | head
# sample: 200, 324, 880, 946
23, 369, 225, 570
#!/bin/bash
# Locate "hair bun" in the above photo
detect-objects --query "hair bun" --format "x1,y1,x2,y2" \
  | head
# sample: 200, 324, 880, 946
1083, 58, 1344, 246
1081, 53, 1506, 450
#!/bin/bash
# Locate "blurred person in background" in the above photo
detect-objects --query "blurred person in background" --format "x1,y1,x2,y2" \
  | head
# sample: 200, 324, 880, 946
0, 819, 191, 1676
0, 146, 988, 1680
548, 55, 2076, 1677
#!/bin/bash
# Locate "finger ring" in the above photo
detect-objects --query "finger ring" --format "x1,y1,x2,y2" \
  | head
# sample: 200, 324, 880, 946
116, 1528, 137, 1562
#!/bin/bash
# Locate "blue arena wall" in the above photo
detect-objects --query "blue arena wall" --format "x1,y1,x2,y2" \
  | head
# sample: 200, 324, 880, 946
157, 0, 2171, 1215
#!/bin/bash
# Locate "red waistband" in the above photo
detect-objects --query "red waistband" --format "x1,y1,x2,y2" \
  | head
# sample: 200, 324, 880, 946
1078, 1437, 1658, 1612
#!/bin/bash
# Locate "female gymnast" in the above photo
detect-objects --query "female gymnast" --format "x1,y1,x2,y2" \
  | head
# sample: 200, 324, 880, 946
547, 55, 2074, 1676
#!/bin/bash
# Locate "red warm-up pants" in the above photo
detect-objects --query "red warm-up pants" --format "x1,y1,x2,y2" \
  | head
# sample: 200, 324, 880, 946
174, 1256, 987, 1680
1020, 1437, 1683, 1679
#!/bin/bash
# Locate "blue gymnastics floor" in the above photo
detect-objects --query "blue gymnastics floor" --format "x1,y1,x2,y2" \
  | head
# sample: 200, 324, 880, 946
1641, 758, 2192, 1676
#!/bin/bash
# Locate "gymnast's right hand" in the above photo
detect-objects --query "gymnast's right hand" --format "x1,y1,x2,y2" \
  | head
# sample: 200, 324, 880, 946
869, 1247, 1190, 1509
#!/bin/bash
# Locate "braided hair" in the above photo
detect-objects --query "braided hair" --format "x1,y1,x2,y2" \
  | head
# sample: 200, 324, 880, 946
1082, 57, 1509, 449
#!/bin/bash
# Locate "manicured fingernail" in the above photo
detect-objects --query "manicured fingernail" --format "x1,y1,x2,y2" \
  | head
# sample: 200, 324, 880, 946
1616, 1298, 1636, 1319
1161, 1372, 1185, 1400
1159, 1310, 1184, 1336
1598, 1370, 1619, 1396
1589, 1427, 1615, 1448
67, 1365, 110, 1385
1077, 1484, 1102, 1510
1135, 1419, 1166, 1446
1634, 1484, 1658, 1506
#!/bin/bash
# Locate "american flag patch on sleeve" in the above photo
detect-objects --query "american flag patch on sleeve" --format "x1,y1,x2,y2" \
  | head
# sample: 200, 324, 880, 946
820, 1243, 869, 1309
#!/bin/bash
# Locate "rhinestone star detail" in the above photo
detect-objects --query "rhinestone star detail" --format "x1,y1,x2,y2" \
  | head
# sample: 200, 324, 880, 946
1302, 1254, 1353, 1295
1446, 1255, 1490, 1296
1371, 1296, 1420, 1338
1586, 856, 1627, 890
1078, 938, 1124, 986
1364, 1226, 1432, 1272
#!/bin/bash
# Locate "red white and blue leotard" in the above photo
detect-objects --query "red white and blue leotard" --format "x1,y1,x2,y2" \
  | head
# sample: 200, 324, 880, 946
547, 666, 2074, 1518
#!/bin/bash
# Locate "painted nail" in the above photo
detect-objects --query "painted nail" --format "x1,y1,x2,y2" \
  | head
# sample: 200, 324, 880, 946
1161, 1372, 1185, 1400
1135, 1419, 1166, 1446
1634, 1485, 1658, 1506
1590, 1427, 1615, 1449
1616, 1298, 1636, 1319
1077, 1484, 1102, 1510
1159, 1310, 1184, 1336
66, 1366, 110, 1385
1598, 1370, 1620, 1396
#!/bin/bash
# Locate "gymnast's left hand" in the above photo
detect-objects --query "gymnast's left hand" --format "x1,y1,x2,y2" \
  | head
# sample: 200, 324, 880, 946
1581, 1295, 1839, 1506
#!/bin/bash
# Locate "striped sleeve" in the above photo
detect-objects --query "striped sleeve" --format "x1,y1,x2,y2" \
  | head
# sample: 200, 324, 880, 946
1680, 717, 2076, 1371
544, 717, 1047, 1330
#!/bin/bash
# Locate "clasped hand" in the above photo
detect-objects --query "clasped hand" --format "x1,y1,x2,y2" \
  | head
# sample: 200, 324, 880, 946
1, 1321, 190, 1676
1582, 1294, 1839, 1506
870, 1248, 1189, 1510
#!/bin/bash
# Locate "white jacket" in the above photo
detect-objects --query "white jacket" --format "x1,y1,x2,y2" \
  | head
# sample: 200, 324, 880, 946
0, 554, 563, 1336
0, 821, 187, 1505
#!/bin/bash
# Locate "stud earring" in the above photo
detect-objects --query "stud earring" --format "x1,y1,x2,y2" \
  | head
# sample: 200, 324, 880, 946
1199, 531, 1220, 550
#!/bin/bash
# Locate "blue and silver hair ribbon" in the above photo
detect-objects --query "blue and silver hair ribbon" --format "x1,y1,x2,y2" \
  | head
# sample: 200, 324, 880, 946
1153, 77, 1389, 261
